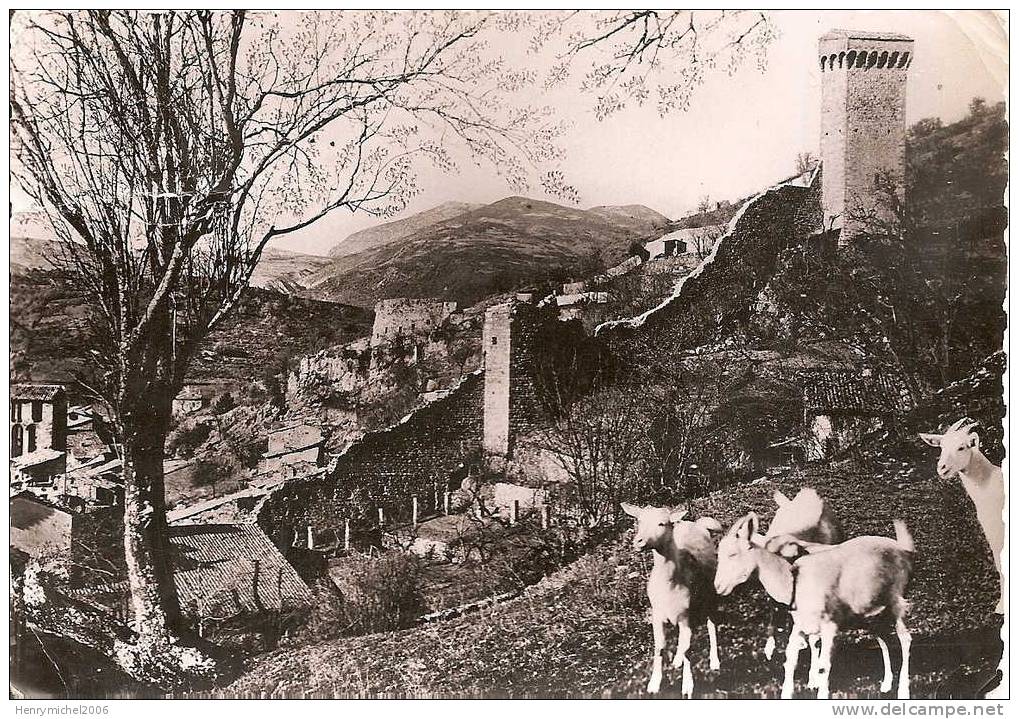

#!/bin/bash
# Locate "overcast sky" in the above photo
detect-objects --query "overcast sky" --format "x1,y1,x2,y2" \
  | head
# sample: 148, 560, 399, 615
273, 10, 1006, 255
10, 10, 1006, 256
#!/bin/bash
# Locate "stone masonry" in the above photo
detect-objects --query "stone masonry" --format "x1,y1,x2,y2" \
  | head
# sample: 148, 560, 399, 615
819, 29, 913, 243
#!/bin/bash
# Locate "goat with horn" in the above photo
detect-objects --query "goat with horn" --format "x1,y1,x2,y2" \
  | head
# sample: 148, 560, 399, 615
920, 418, 1005, 614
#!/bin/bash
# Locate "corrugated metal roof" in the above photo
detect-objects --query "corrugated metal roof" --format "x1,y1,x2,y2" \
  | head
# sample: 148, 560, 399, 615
11, 384, 65, 401
169, 524, 312, 617
803, 368, 914, 415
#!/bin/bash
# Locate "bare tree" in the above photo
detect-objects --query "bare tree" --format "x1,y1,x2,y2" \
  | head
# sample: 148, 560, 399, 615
10, 9, 567, 650
795, 151, 818, 176
531, 10, 775, 119
697, 195, 714, 214
537, 386, 653, 530
687, 224, 724, 260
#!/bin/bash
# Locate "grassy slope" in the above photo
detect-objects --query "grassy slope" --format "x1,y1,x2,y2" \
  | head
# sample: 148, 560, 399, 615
227, 454, 1000, 698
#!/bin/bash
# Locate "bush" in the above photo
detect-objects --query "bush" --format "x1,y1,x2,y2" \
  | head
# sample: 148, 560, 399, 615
339, 551, 427, 634
166, 422, 212, 459
212, 393, 236, 414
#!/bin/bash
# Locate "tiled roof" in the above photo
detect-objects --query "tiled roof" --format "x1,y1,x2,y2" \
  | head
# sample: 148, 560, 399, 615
169, 524, 312, 617
803, 368, 915, 415
11, 384, 65, 401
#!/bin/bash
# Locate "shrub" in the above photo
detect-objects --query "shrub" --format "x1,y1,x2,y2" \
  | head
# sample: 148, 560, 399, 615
211, 393, 236, 414
166, 422, 212, 459
339, 551, 427, 634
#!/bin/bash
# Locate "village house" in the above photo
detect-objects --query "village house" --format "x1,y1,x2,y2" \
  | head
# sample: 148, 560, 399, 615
10, 491, 122, 579
73, 522, 314, 648
258, 421, 324, 475
10, 384, 68, 491
172, 384, 215, 416
803, 367, 916, 460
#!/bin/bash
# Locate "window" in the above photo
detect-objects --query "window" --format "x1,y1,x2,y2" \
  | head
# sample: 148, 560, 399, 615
11, 425, 23, 458
9, 401, 15, 423
26, 424, 36, 453
31, 400, 43, 422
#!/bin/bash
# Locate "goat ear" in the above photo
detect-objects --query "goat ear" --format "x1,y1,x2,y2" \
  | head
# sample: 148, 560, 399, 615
969, 433, 980, 449
773, 490, 791, 507
738, 512, 760, 544
620, 502, 641, 519
669, 508, 689, 523
919, 432, 942, 447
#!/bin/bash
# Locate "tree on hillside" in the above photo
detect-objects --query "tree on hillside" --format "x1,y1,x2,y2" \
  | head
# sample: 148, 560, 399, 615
10, 9, 568, 664
795, 151, 818, 176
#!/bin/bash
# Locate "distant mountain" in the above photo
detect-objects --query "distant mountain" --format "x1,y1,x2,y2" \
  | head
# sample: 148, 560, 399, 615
248, 246, 335, 294
586, 204, 670, 233
9, 213, 334, 297
326, 201, 482, 259
306, 196, 671, 307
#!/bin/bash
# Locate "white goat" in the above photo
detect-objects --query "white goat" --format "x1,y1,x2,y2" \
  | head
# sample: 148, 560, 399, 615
715, 513, 915, 699
762, 489, 897, 694
761, 488, 846, 661
621, 502, 722, 697
920, 418, 1005, 613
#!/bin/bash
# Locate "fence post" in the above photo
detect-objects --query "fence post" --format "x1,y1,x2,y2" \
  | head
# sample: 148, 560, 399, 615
344, 519, 351, 550
306, 525, 314, 549
378, 507, 384, 527
443, 491, 451, 515
510, 499, 519, 525
541, 504, 550, 530
412, 496, 419, 527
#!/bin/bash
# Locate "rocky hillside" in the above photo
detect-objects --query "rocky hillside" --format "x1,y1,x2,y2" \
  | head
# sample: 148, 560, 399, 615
9, 269, 372, 385
307, 197, 670, 307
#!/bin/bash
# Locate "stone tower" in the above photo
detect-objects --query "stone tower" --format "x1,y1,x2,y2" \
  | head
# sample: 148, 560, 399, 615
819, 29, 913, 243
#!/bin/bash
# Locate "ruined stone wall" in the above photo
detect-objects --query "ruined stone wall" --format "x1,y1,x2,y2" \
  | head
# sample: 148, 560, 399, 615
598, 179, 820, 366
256, 373, 484, 545
370, 298, 458, 347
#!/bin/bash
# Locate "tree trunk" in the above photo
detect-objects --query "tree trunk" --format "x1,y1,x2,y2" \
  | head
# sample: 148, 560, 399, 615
122, 415, 181, 639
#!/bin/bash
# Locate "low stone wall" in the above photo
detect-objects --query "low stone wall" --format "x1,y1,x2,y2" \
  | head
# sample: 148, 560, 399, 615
256, 372, 485, 546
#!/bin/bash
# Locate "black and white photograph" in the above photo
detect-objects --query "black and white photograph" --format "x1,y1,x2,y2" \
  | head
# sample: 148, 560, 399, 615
7, 8, 1009, 703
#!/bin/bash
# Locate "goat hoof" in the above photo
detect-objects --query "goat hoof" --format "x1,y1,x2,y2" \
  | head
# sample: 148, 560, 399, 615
647, 677, 661, 695
880, 679, 893, 693
764, 636, 776, 660
781, 685, 794, 700
897, 687, 910, 700
710, 657, 721, 672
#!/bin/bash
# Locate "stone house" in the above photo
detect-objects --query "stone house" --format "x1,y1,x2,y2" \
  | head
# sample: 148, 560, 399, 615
10, 384, 68, 490
9, 492, 122, 579
172, 384, 213, 416
259, 422, 324, 474
803, 367, 916, 460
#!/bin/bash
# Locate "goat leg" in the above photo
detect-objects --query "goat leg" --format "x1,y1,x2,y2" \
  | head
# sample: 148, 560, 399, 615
676, 622, 694, 698
807, 634, 822, 688
875, 636, 893, 693
896, 617, 911, 700
707, 617, 721, 671
648, 617, 666, 694
782, 623, 804, 699
815, 622, 837, 699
